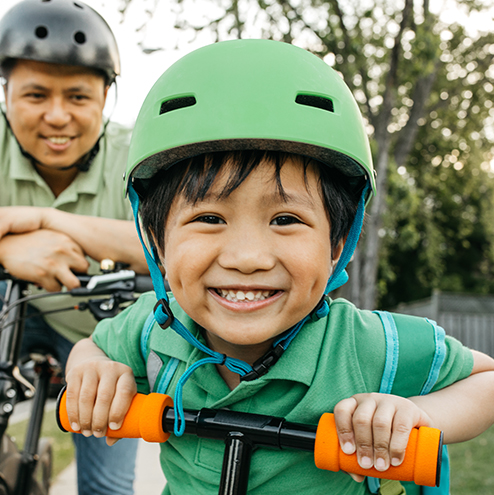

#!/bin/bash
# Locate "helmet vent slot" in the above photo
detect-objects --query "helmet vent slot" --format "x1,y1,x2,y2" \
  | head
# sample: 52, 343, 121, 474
295, 94, 334, 113
74, 31, 86, 44
35, 26, 48, 39
160, 96, 196, 115
73, 2, 84, 8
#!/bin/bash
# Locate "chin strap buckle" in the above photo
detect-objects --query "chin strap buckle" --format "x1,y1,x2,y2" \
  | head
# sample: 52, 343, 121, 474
240, 343, 285, 382
154, 298, 175, 330
309, 295, 329, 321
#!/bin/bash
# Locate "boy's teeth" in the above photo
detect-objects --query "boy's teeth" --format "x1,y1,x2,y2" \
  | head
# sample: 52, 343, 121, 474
218, 289, 274, 302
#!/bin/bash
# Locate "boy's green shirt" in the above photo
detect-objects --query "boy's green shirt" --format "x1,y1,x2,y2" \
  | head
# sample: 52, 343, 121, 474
93, 292, 473, 495
0, 115, 134, 342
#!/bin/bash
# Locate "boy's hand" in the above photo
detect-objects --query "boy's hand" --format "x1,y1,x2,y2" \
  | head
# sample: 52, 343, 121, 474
333, 393, 432, 482
65, 339, 137, 446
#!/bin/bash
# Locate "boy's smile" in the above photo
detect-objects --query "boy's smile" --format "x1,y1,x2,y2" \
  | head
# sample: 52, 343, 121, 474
163, 156, 341, 364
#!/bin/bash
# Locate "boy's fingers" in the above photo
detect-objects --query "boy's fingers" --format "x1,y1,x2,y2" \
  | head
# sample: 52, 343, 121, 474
91, 377, 117, 437
351, 400, 377, 470
334, 397, 358, 454
371, 403, 395, 471
347, 473, 366, 483
106, 437, 120, 447
65, 378, 82, 432
389, 410, 415, 466
107, 374, 137, 431
77, 372, 99, 435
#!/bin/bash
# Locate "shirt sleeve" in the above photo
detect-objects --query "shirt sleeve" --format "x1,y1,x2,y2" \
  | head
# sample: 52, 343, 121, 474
92, 292, 157, 394
431, 335, 474, 392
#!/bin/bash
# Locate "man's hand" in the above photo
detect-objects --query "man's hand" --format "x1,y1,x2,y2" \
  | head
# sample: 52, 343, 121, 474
333, 393, 432, 482
0, 229, 89, 291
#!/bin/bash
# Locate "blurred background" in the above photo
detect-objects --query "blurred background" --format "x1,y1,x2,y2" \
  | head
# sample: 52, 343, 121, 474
2, 0, 493, 313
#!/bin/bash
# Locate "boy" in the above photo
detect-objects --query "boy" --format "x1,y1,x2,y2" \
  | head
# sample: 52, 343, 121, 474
64, 40, 494, 494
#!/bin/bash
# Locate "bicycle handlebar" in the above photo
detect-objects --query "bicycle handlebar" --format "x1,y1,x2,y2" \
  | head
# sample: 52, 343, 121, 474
56, 390, 442, 487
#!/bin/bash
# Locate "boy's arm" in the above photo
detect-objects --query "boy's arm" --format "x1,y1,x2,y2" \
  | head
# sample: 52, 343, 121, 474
334, 350, 494, 479
0, 206, 148, 274
65, 337, 137, 446
410, 349, 494, 442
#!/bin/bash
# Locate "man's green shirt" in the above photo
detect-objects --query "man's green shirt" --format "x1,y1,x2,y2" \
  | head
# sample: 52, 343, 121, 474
0, 115, 134, 342
93, 293, 473, 495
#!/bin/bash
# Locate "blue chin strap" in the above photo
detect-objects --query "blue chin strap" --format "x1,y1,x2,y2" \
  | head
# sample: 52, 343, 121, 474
127, 181, 368, 436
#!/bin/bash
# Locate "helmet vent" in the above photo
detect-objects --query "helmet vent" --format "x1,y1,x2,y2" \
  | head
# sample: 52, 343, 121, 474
160, 96, 197, 115
295, 94, 334, 113
35, 26, 48, 39
73, 2, 84, 8
74, 31, 86, 44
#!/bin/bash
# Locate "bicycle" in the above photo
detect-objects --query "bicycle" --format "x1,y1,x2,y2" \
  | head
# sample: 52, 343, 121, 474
57, 390, 444, 495
0, 263, 153, 495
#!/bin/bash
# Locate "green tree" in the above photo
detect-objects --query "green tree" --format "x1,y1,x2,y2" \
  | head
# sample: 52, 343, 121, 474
380, 21, 494, 307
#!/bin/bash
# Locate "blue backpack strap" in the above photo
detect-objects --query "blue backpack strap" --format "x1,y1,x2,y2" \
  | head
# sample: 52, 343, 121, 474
369, 312, 450, 495
140, 309, 180, 394
374, 311, 400, 395
140, 310, 156, 359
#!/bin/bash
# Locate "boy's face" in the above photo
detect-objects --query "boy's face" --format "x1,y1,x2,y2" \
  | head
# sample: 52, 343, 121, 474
163, 157, 341, 362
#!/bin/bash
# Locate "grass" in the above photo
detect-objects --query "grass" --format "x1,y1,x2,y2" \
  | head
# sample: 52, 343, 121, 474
449, 423, 494, 492
6, 406, 75, 480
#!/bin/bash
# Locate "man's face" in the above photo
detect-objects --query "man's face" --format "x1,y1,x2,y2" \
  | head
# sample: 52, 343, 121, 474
4, 59, 108, 169
162, 157, 341, 363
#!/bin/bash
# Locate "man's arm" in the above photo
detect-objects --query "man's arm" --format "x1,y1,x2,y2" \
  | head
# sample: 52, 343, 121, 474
0, 229, 89, 291
0, 206, 148, 274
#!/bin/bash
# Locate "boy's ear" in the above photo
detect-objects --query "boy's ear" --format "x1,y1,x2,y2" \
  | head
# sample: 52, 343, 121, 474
331, 239, 345, 265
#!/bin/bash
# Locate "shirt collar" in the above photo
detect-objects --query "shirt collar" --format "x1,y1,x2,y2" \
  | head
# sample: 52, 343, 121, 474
8, 125, 106, 200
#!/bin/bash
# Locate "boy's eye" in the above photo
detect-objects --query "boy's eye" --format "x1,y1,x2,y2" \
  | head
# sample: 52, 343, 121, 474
271, 215, 301, 226
194, 215, 225, 224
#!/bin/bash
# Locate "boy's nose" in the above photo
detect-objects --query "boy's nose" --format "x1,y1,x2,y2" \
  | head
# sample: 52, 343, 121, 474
218, 230, 277, 274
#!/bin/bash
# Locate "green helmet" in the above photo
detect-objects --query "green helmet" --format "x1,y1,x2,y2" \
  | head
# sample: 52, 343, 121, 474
125, 39, 375, 198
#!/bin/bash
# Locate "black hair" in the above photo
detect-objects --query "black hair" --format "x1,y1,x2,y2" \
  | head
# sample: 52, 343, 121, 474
139, 150, 365, 258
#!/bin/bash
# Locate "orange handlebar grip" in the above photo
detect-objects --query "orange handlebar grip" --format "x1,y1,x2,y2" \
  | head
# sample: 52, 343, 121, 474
314, 413, 443, 487
57, 390, 173, 443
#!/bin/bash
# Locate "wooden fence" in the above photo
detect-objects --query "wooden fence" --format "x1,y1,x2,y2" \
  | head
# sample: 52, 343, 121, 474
438, 313, 494, 358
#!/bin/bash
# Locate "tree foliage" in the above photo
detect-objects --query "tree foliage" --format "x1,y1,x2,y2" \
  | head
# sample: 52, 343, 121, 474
120, 0, 494, 309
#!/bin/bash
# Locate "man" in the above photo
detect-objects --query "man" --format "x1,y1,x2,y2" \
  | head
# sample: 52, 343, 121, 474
0, 1, 148, 493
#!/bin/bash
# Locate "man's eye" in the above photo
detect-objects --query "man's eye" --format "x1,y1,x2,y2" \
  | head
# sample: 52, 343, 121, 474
26, 93, 45, 100
194, 215, 225, 224
71, 94, 89, 102
271, 215, 301, 226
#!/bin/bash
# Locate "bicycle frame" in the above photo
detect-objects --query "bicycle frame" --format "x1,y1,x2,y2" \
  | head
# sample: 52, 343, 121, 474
0, 265, 154, 494
0, 274, 53, 495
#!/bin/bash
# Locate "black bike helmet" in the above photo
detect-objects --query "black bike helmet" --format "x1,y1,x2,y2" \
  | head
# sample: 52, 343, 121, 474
0, 0, 120, 83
